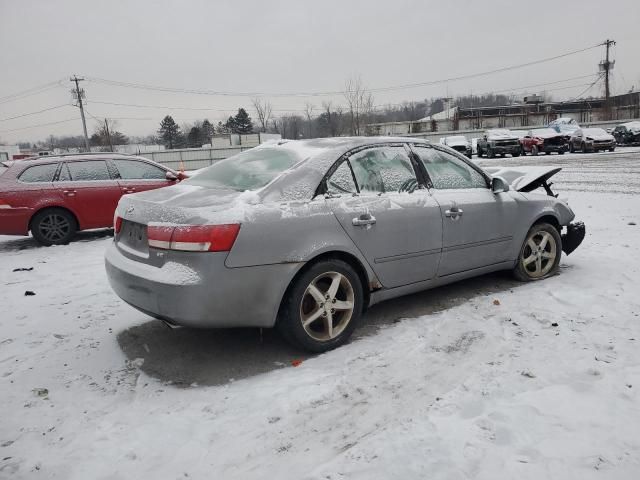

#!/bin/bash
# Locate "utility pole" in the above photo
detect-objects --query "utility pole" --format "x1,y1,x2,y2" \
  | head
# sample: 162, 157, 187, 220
103, 119, 114, 152
602, 39, 616, 101
70, 75, 90, 151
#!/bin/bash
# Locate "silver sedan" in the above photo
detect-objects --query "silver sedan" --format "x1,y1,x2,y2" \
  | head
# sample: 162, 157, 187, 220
105, 137, 584, 352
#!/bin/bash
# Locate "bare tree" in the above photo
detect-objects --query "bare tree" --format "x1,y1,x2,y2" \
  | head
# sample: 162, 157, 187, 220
343, 75, 374, 136
304, 102, 315, 138
251, 97, 273, 133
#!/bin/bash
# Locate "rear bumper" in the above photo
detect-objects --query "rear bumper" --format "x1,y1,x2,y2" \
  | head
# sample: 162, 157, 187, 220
0, 207, 31, 235
562, 221, 585, 255
104, 242, 301, 328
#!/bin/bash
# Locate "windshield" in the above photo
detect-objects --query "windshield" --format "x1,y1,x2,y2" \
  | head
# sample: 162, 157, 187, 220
583, 128, 607, 136
185, 147, 302, 191
532, 129, 558, 136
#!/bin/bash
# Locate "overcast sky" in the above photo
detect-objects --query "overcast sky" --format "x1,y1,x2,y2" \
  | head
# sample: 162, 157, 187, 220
1, 0, 639, 144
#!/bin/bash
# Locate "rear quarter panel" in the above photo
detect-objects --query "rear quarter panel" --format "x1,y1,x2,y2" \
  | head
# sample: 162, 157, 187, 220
225, 198, 377, 280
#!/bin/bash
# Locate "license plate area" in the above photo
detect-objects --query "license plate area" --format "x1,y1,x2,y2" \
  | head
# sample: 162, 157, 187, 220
118, 220, 148, 254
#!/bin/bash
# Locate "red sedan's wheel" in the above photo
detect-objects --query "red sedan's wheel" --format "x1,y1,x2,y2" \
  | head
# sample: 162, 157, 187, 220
30, 208, 77, 246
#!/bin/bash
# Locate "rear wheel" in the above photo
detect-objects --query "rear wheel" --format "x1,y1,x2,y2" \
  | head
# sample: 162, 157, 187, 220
513, 223, 561, 282
278, 259, 364, 352
31, 208, 77, 246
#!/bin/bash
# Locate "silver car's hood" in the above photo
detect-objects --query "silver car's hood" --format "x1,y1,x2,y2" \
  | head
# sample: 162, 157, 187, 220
483, 166, 562, 192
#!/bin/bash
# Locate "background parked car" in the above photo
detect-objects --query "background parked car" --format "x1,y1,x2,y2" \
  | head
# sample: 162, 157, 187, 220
568, 128, 616, 153
521, 128, 569, 156
476, 129, 521, 158
0, 153, 185, 245
439, 135, 472, 158
612, 121, 640, 145
548, 117, 580, 136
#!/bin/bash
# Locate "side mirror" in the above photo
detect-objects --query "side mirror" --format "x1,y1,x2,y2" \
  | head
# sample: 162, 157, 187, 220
492, 176, 510, 194
166, 171, 178, 181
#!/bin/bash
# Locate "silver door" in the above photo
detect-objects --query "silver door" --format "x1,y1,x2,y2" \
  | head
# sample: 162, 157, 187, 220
325, 145, 442, 288
412, 144, 517, 277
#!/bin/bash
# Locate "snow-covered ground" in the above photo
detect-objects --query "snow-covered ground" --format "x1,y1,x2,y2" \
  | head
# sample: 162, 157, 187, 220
1, 157, 640, 479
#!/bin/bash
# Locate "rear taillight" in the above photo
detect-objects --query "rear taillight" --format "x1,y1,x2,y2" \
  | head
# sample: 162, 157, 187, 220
147, 224, 240, 252
114, 214, 123, 234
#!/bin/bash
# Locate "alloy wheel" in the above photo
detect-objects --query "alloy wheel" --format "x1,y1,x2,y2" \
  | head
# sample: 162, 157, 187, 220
38, 213, 71, 243
299, 271, 355, 342
521, 231, 557, 278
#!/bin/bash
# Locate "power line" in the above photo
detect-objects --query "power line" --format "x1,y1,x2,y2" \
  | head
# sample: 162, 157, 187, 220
0, 104, 72, 122
0, 80, 66, 105
83, 43, 604, 98
88, 100, 308, 113
0, 117, 79, 134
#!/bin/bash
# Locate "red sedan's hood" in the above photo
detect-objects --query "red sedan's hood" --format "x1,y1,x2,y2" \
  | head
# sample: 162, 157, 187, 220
483, 166, 562, 192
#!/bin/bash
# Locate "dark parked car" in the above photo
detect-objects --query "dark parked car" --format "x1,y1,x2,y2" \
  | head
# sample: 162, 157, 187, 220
476, 129, 521, 158
520, 128, 569, 156
568, 128, 616, 153
612, 121, 640, 146
0, 153, 185, 245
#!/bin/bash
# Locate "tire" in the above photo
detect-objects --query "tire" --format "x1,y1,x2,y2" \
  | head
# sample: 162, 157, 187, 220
609, 147, 615, 152
512, 151, 520, 157
477, 147, 483, 158
569, 142, 575, 153
559, 150, 565, 155
581, 142, 587, 153
513, 223, 562, 282
277, 259, 364, 352
30, 208, 77, 246
487, 147, 495, 158
532, 145, 539, 156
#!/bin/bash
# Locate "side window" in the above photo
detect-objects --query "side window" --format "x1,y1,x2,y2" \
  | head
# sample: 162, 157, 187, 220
326, 160, 357, 195
114, 160, 166, 180
66, 160, 111, 181
415, 147, 487, 190
349, 146, 418, 194
19, 163, 59, 183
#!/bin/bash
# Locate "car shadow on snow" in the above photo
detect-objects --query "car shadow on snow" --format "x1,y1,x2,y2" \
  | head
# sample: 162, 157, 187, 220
0, 229, 113, 253
117, 271, 522, 388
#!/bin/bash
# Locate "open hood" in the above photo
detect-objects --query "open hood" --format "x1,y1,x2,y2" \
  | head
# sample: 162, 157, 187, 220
483, 166, 562, 193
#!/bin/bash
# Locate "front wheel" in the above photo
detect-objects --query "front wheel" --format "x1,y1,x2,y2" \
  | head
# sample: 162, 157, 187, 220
31, 208, 77, 246
278, 259, 364, 352
513, 223, 562, 282
609, 147, 615, 152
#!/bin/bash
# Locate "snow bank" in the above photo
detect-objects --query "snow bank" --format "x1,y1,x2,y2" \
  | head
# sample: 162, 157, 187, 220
1, 190, 639, 479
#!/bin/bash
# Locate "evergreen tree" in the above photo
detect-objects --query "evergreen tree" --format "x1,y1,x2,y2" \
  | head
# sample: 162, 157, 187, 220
187, 126, 203, 148
224, 116, 236, 133
201, 119, 214, 143
233, 108, 253, 134
158, 115, 182, 149
216, 120, 229, 134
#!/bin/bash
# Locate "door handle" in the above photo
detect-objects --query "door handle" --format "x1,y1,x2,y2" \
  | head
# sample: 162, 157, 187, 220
445, 208, 463, 218
122, 187, 136, 194
352, 213, 377, 226
62, 190, 76, 197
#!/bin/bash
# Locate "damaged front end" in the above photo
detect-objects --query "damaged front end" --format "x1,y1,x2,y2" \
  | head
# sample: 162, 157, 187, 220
562, 221, 585, 255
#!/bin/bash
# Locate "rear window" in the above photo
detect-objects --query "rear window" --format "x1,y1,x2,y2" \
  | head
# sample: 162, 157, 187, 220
19, 163, 59, 183
185, 148, 301, 191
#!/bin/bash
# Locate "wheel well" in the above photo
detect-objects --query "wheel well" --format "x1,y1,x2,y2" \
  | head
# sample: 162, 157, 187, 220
534, 215, 561, 233
280, 251, 372, 317
29, 206, 79, 232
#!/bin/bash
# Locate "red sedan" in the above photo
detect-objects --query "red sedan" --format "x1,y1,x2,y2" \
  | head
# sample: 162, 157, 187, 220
0, 153, 185, 245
